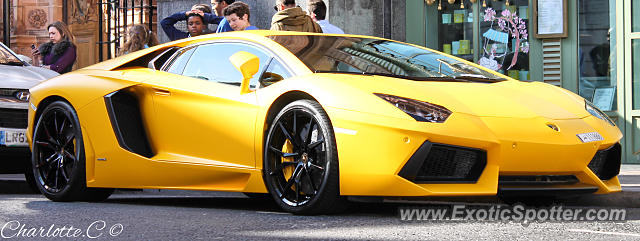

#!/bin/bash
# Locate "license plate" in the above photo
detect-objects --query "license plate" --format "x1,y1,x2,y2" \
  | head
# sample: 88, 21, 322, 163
577, 132, 604, 143
0, 129, 28, 147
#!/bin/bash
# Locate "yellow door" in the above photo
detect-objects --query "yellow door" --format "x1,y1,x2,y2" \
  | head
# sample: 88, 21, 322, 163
143, 42, 272, 169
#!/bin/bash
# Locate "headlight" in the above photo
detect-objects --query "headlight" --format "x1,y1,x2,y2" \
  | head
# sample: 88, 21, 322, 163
375, 93, 451, 123
585, 100, 615, 126
14, 90, 30, 102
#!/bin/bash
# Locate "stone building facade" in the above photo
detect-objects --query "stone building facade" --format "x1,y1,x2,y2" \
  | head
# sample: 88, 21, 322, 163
2, 0, 405, 69
2, 0, 155, 69
156, 0, 406, 44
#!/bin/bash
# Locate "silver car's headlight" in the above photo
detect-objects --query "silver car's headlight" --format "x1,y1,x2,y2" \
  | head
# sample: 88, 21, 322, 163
585, 100, 615, 126
375, 93, 452, 123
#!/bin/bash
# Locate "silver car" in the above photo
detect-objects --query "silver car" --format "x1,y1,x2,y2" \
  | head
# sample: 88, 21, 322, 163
0, 42, 58, 188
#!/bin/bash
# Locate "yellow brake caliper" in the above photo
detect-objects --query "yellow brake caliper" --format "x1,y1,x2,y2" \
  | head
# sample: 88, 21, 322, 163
282, 139, 296, 191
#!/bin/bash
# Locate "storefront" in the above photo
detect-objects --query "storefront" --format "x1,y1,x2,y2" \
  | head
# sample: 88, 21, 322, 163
406, 0, 639, 164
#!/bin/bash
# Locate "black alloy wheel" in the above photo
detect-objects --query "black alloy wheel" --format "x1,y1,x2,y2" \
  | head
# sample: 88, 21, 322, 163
32, 101, 113, 201
263, 100, 346, 214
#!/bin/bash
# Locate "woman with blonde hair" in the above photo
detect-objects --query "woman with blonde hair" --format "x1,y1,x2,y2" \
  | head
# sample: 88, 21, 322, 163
118, 24, 159, 56
31, 21, 77, 74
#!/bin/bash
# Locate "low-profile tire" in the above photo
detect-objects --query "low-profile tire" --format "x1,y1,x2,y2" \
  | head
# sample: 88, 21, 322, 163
23, 157, 40, 193
31, 100, 114, 202
263, 100, 346, 214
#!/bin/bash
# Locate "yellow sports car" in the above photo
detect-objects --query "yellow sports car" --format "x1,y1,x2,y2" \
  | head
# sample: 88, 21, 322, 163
27, 31, 622, 214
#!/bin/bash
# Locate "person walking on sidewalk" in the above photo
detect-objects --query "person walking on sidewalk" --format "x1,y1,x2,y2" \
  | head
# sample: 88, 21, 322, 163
224, 2, 259, 31
307, 0, 343, 34
211, 0, 235, 33
161, 8, 209, 41
118, 24, 159, 56
271, 0, 322, 33
30, 21, 77, 74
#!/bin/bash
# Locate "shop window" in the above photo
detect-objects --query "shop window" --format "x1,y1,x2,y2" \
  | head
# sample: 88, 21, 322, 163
479, 0, 530, 80
634, 0, 640, 32
632, 40, 640, 109
437, 1, 474, 62
578, 0, 616, 111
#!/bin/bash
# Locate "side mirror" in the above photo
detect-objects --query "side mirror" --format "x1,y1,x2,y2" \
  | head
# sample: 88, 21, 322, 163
259, 72, 284, 87
229, 51, 260, 94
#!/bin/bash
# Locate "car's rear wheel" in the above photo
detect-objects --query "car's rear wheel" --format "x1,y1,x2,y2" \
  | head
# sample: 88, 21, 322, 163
32, 101, 113, 201
263, 100, 346, 214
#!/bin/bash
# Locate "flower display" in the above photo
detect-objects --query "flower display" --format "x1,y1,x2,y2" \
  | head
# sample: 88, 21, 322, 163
481, 7, 529, 70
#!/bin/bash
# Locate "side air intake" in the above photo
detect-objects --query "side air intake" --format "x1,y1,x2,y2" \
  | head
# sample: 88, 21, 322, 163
104, 90, 153, 158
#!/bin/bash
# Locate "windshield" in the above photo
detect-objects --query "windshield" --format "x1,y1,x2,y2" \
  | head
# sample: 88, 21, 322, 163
269, 35, 505, 81
0, 43, 25, 66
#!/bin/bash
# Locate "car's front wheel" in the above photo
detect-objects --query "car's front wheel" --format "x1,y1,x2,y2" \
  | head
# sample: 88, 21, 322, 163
263, 100, 346, 214
31, 101, 113, 201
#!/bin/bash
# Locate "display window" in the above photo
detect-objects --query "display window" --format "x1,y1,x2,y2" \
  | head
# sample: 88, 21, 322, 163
437, 0, 474, 61
578, 0, 616, 111
479, 0, 530, 79
633, 0, 640, 32
432, 0, 530, 80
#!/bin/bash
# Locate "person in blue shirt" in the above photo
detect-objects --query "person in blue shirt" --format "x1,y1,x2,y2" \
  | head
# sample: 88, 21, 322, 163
308, 0, 344, 34
223, 1, 259, 31
211, 0, 235, 33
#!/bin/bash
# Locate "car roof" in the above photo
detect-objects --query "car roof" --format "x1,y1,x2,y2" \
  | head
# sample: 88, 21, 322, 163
83, 31, 390, 71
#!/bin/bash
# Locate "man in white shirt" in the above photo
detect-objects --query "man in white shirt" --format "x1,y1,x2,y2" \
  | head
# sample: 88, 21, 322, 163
307, 0, 344, 34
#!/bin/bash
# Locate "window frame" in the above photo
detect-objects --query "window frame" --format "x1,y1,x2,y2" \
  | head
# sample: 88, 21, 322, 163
161, 39, 296, 88
258, 57, 294, 88
162, 46, 197, 75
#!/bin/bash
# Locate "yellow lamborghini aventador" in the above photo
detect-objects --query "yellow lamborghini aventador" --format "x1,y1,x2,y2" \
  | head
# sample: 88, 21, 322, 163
26, 31, 622, 214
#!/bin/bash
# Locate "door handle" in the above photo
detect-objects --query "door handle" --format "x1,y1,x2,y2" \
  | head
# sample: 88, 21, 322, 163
152, 87, 171, 96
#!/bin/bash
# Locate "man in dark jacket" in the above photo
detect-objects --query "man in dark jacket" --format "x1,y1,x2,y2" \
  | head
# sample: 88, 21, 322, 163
161, 5, 214, 41
270, 0, 322, 33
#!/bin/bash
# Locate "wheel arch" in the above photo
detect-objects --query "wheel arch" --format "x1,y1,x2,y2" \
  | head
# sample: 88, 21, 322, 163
33, 95, 71, 132
260, 90, 322, 175
264, 91, 319, 137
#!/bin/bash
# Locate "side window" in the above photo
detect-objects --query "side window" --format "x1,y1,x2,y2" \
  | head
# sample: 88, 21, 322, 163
181, 43, 270, 87
260, 58, 292, 87
165, 47, 196, 75
149, 47, 178, 70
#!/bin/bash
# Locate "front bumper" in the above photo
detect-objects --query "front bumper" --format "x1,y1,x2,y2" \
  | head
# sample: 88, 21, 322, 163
0, 105, 29, 149
327, 107, 623, 197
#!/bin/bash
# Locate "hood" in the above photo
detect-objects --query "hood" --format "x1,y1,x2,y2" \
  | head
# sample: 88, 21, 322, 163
317, 73, 589, 120
272, 7, 310, 26
0, 65, 59, 89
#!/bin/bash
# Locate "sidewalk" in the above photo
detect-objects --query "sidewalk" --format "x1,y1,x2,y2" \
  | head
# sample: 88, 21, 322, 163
619, 164, 640, 192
